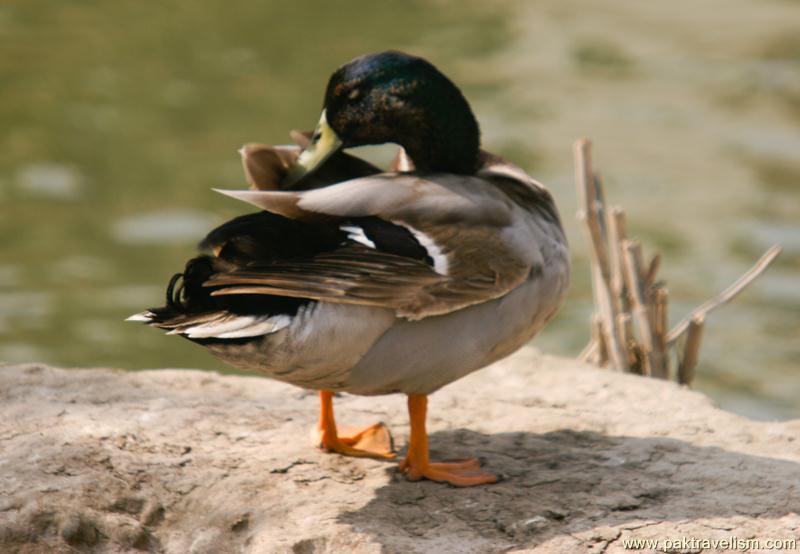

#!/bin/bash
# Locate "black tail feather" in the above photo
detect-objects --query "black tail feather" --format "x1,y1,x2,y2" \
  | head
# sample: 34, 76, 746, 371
149, 254, 308, 325
166, 272, 184, 310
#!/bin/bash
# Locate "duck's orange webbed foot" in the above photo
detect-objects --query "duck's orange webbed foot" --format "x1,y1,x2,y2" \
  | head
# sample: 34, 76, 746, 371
312, 391, 396, 459
399, 456, 498, 487
314, 421, 396, 459
399, 394, 498, 487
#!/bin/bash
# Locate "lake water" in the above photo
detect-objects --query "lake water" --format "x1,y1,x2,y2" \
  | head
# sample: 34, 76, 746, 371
1, 0, 798, 419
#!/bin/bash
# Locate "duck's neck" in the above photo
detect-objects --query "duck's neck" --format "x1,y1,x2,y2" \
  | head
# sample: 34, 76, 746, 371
394, 97, 480, 175
400, 111, 481, 175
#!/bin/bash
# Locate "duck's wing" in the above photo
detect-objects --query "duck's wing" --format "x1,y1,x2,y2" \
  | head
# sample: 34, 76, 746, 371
206, 242, 444, 315
240, 131, 381, 191
238, 143, 298, 190
207, 173, 541, 320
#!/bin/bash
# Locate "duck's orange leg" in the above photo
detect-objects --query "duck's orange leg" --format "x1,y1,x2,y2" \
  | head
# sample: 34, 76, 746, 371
398, 394, 498, 486
313, 390, 395, 459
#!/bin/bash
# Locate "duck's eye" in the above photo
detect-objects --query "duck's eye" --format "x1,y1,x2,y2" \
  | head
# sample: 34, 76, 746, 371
348, 88, 362, 101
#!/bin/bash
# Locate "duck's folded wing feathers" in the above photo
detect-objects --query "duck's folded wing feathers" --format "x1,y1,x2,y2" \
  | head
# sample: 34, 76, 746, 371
206, 244, 444, 314
209, 174, 535, 320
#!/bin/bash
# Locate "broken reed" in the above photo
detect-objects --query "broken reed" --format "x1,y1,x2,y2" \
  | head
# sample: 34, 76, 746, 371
574, 138, 781, 384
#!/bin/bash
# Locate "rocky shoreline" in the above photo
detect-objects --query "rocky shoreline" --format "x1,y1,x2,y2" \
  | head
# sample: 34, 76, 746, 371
1, 348, 798, 553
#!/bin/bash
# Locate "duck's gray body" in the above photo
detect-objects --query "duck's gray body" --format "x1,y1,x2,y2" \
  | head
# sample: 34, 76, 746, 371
189, 159, 570, 396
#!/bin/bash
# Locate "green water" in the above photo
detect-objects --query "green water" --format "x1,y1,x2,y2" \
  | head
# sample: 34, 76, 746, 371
2, 0, 798, 420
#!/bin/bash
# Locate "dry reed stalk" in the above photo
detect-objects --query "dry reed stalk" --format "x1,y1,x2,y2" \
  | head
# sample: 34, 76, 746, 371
644, 254, 661, 290
608, 208, 628, 303
652, 285, 670, 378
677, 316, 705, 385
578, 340, 599, 363
622, 240, 667, 377
617, 312, 634, 366
592, 315, 609, 366
666, 245, 782, 346
575, 139, 628, 371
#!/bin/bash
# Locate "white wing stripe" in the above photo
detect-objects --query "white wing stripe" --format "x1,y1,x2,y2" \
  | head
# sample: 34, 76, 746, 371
397, 223, 449, 276
339, 225, 377, 248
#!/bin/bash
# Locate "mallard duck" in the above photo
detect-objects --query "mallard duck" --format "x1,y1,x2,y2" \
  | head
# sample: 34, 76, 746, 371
129, 51, 569, 486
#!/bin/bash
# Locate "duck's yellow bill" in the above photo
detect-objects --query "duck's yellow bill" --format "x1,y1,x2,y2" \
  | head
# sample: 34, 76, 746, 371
284, 109, 343, 184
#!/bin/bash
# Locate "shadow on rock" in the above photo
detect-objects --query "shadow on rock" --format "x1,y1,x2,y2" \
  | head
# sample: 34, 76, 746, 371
339, 429, 800, 552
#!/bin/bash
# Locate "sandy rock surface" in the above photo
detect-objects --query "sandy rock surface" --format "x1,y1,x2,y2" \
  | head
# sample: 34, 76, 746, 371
1, 348, 799, 553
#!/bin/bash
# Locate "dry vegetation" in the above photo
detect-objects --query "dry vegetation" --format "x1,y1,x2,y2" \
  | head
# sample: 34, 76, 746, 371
575, 138, 781, 384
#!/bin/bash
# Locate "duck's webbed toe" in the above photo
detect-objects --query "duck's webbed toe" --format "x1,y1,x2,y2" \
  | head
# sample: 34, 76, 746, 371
399, 457, 498, 487
313, 421, 395, 459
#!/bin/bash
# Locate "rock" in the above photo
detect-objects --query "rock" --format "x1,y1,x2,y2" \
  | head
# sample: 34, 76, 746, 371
1, 348, 799, 553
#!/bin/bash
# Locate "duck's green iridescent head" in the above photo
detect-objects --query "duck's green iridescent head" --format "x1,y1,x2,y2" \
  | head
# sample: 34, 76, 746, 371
289, 51, 481, 181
